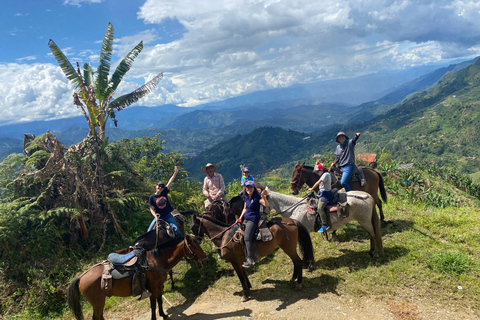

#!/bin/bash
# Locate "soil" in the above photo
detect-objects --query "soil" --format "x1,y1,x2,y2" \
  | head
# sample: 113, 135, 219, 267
104, 280, 478, 320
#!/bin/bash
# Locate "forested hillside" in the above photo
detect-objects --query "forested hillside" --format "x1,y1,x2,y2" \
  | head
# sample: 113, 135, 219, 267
186, 57, 480, 183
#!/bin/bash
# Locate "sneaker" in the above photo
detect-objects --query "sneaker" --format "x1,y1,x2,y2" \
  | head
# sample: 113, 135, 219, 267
138, 290, 152, 300
317, 224, 330, 233
242, 259, 255, 268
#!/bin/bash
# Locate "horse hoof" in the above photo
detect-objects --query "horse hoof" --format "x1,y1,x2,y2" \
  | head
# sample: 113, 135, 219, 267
241, 296, 249, 302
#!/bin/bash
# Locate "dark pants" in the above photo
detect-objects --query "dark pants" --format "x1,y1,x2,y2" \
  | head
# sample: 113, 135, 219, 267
244, 220, 257, 260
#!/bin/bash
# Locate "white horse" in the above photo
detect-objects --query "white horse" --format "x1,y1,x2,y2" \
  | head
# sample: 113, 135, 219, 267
266, 189, 384, 258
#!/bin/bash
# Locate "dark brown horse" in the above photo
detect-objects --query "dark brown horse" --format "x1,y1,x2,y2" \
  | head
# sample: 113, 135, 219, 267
67, 235, 207, 320
205, 200, 236, 224
290, 162, 388, 225
191, 212, 315, 302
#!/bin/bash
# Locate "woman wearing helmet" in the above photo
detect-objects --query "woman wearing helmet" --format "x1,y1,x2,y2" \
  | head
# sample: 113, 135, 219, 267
236, 180, 269, 268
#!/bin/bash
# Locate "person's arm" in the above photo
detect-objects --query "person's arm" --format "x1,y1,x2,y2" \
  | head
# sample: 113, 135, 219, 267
308, 177, 323, 191
202, 177, 210, 198
217, 174, 226, 196
352, 132, 361, 144
330, 155, 339, 170
166, 166, 178, 189
236, 202, 247, 223
149, 205, 157, 219
259, 189, 269, 207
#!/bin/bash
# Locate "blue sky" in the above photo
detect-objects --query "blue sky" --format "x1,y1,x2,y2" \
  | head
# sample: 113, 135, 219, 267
1, 0, 480, 125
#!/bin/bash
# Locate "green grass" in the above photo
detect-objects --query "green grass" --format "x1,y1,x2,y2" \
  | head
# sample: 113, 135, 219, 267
51, 196, 480, 319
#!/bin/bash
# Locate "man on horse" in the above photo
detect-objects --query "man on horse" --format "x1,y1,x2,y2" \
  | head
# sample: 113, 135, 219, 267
202, 163, 228, 208
330, 131, 360, 191
308, 162, 333, 233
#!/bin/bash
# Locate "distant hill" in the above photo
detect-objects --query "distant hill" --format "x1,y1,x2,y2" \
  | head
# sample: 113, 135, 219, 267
1, 58, 478, 164
185, 58, 480, 183
184, 127, 312, 182
0, 137, 23, 159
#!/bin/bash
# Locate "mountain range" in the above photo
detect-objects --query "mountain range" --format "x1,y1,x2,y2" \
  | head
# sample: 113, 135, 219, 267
185, 58, 480, 182
1, 58, 479, 180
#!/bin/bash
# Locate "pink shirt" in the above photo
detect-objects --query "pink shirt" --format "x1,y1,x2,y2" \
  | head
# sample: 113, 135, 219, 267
203, 172, 225, 199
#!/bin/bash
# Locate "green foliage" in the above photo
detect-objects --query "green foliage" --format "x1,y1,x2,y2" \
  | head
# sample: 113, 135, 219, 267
0, 153, 24, 201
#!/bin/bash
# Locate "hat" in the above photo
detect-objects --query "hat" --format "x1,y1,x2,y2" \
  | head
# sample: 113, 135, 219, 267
244, 180, 255, 187
202, 163, 219, 175
336, 132, 348, 143
157, 181, 165, 187
316, 163, 325, 171
242, 167, 250, 173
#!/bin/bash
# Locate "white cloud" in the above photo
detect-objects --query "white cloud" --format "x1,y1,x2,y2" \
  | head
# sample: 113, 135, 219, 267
63, 0, 103, 7
3, 0, 480, 124
0, 64, 78, 125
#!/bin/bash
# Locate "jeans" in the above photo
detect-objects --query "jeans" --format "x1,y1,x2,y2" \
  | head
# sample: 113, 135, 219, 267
244, 220, 257, 260
148, 212, 183, 238
339, 164, 355, 191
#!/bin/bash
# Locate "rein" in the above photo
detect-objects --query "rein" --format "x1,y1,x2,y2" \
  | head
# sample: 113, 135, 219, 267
273, 193, 310, 215
195, 215, 238, 249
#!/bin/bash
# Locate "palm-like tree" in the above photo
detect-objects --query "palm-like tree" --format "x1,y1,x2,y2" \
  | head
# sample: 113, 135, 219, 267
48, 22, 163, 140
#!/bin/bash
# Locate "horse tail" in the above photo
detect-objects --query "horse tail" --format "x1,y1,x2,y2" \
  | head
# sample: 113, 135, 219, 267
371, 205, 384, 257
294, 220, 315, 270
376, 171, 387, 203
67, 276, 84, 320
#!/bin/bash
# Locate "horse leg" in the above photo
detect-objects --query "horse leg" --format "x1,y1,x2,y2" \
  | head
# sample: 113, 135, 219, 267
232, 262, 250, 301
168, 270, 175, 290
157, 284, 168, 320
90, 298, 106, 320
149, 295, 157, 320
243, 268, 252, 289
372, 193, 386, 226
371, 207, 384, 258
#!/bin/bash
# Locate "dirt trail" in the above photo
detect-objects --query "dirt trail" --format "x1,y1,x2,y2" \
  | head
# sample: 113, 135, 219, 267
110, 285, 478, 320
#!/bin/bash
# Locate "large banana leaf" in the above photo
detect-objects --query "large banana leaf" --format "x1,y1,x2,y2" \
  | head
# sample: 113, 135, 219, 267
83, 63, 95, 87
106, 41, 144, 97
109, 73, 163, 110
48, 40, 84, 90
95, 22, 114, 102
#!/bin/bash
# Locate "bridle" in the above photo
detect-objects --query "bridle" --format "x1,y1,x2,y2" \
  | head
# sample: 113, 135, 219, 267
193, 214, 237, 245
182, 236, 207, 264
290, 166, 303, 191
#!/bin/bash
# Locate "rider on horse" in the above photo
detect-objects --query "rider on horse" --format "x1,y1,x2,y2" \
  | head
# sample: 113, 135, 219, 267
330, 131, 360, 191
148, 166, 183, 239
202, 162, 228, 208
308, 163, 333, 233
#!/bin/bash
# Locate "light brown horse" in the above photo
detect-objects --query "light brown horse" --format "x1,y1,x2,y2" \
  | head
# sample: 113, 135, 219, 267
290, 162, 388, 226
67, 235, 208, 320
191, 212, 315, 302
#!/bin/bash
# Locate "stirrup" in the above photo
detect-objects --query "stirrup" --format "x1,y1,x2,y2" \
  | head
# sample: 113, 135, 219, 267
138, 290, 152, 300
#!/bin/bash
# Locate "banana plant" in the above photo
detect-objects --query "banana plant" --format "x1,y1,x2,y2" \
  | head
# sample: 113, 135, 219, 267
48, 23, 163, 140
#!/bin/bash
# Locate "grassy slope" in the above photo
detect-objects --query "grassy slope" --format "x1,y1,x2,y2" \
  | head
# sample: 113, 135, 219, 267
54, 196, 480, 320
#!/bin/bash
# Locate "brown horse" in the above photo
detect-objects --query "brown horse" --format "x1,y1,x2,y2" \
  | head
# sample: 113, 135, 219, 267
191, 212, 315, 302
67, 235, 208, 320
205, 200, 236, 224
290, 162, 388, 225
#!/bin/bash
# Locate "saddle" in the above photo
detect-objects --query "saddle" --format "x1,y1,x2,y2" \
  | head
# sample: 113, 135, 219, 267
332, 166, 367, 186
101, 246, 149, 296
307, 189, 350, 218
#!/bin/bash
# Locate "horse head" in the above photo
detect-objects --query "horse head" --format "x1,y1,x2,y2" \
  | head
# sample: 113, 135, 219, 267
183, 235, 208, 266
290, 162, 305, 195
191, 213, 206, 242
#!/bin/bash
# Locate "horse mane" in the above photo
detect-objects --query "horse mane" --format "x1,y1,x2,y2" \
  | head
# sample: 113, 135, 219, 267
302, 165, 314, 171
268, 190, 305, 206
196, 213, 231, 227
